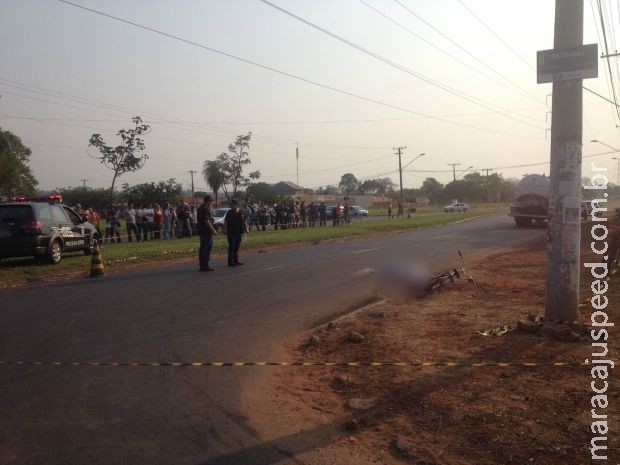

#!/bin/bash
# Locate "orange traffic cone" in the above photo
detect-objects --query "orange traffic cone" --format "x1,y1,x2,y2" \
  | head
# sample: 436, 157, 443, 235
89, 241, 105, 277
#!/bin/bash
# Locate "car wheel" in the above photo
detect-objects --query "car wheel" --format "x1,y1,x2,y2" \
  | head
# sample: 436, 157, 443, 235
47, 240, 62, 264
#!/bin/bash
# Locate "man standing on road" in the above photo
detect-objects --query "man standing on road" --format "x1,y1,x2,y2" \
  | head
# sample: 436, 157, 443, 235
197, 195, 218, 272
224, 199, 248, 267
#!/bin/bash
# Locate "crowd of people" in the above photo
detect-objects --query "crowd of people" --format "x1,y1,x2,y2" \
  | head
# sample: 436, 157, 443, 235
73, 198, 371, 245
75, 200, 197, 244
241, 199, 355, 230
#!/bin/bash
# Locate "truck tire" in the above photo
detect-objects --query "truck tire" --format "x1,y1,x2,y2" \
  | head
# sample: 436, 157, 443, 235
515, 217, 532, 227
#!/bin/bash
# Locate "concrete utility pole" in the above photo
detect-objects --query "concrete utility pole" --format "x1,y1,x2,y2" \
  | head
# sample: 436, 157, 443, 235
546, 0, 584, 322
296, 142, 299, 187
188, 170, 196, 207
80, 179, 88, 188
394, 146, 407, 208
448, 163, 460, 183
482, 168, 492, 202
447, 163, 460, 200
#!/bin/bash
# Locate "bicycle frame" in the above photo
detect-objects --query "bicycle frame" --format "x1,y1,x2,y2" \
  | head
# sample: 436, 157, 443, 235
425, 250, 476, 295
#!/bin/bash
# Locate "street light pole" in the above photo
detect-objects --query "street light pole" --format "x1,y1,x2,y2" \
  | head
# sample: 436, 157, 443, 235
454, 166, 473, 200
394, 146, 407, 209
402, 152, 425, 171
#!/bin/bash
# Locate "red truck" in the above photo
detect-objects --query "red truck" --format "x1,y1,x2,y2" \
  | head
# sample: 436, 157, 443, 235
509, 174, 550, 227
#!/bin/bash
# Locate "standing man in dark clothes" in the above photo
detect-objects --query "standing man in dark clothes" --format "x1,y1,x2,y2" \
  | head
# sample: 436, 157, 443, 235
274, 202, 284, 230
318, 202, 327, 226
224, 199, 248, 267
197, 195, 218, 271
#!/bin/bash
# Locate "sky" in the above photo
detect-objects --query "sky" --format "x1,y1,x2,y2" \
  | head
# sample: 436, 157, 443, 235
1, 0, 620, 193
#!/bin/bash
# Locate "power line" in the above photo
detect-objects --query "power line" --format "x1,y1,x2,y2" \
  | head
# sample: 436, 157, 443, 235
4, 112, 385, 164
1, 76, 543, 147
2, 73, 532, 150
392, 0, 542, 102
55, 0, 542, 140
596, 0, 620, 120
257, 0, 545, 131
0, 85, 395, 158
359, 0, 544, 106
0, 106, 548, 126
589, 0, 620, 126
456, 0, 535, 71
583, 85, 620, 107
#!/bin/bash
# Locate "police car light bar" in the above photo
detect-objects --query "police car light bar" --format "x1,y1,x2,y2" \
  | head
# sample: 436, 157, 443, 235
10, 194, 63, 204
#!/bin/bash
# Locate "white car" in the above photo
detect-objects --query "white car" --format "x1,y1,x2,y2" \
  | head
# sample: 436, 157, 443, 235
212, 208, 230, 232
444, 202, 469, 212
348, 205, 369, 217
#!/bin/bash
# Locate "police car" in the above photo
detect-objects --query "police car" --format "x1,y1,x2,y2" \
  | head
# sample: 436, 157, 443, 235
0, 195, 100, 264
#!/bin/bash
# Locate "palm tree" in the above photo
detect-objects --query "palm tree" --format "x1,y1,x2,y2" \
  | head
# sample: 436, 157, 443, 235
202, 160, 225, 206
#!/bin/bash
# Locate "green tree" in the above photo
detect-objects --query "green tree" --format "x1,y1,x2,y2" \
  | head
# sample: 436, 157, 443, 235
202, 159, 225, 206
460, 172, 486, 202
88, 116, 150, 199
315, 185, 339, 195
246, 182, 279, 204
420, 177, 444, 204
121, 178, 183, 206
216, 133, 260, 202
485, 173, 509, 202
339, 173, 359, 194
359, 177, 395, 195
0, 128, 38, 198
57, 186, 115, 211
499, 177, 519, 202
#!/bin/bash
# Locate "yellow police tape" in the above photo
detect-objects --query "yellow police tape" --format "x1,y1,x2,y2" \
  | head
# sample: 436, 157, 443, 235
0, 360, 603, 367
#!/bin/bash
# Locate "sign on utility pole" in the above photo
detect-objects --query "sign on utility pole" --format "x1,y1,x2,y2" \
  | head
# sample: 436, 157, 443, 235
540, 0, 597, 322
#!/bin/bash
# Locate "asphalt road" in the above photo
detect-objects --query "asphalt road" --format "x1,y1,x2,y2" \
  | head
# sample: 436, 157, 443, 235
0, 214, 544, 465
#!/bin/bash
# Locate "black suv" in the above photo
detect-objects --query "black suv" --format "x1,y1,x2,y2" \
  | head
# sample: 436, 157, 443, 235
0, 198, 100, 264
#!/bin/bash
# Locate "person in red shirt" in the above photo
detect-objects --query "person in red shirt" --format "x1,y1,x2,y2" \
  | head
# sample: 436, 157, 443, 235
153, 204, 164, 239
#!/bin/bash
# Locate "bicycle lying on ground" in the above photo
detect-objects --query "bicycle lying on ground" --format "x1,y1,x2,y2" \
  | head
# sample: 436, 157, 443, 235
370, 250, 476, 300
425, 249, 476, 295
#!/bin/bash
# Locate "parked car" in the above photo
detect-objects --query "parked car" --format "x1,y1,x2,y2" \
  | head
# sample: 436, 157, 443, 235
444, 202, 469, 212
212, 208, 230, 232
325, 206, 337, 220
348, 205, 369, 217
0, 196, 100, 264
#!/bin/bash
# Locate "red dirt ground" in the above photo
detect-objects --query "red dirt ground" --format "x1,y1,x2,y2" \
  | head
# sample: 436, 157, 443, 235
249, 222, 619, 464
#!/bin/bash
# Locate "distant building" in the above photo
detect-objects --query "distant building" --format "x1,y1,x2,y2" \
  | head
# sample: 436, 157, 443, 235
273, 181, 304, 197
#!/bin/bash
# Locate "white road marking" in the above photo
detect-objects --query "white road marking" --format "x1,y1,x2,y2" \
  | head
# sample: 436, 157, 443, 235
235, 265, 284, 276
353, 246, 388, 254
209, 265, 285, 283
351, 267, 375, 277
